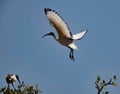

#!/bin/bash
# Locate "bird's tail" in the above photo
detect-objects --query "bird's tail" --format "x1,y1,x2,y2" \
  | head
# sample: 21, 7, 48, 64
72, 29, 88, 40
68, 43, 78, 50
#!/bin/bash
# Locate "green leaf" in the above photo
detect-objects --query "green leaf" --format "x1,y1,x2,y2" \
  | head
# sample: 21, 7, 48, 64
96, 75, 101, 83
102, 80, 106, 86
112, 82, 117, 86
105, 91, 109, 94
113, 75, 117, 80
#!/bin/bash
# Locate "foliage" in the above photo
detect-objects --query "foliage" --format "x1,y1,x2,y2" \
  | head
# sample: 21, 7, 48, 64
95, 75, 118, 94
0, 81, 42, 94
0, 75, 118, 94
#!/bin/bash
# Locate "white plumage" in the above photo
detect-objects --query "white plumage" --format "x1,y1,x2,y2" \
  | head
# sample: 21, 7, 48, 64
6, 74, 21, 90
43, 8, 87, 61
72, 29, 87, 40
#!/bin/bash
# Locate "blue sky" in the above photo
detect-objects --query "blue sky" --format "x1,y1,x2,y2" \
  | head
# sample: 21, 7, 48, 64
0, 0, 120, 94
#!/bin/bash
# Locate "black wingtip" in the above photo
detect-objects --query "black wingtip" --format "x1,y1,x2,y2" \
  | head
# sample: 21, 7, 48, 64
86, 29, 88, 33
44, 8, 52, 14
44, 8, 47, 14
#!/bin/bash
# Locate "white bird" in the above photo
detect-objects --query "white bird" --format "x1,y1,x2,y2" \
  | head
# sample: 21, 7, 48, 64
6, 74, 21, 90
42, 8, 87, 61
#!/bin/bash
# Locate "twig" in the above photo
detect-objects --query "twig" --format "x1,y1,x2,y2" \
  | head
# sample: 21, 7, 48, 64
95, 79, 113, 94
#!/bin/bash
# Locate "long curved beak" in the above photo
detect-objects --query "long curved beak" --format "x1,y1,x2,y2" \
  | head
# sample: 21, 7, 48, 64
42, 33, 51, 38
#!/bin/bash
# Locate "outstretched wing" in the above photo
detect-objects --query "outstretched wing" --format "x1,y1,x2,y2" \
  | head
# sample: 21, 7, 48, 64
72, 29, 88, 40
44, 8, 72, 38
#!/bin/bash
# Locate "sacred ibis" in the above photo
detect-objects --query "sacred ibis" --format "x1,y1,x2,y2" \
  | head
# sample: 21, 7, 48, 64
42, 8, 87, 61
6, 74, 21, 90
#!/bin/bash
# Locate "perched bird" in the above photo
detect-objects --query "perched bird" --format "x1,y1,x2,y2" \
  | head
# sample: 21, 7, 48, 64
6, 74, 21, 90
42, 8, 87, 61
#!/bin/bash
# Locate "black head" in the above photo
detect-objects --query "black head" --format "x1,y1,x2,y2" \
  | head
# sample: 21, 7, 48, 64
42, 32, 56, 38
15, 75, 21, 84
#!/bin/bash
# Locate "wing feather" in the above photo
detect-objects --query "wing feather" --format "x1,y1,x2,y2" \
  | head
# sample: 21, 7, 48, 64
44, 8, 72, 38
72, 29, 87, 40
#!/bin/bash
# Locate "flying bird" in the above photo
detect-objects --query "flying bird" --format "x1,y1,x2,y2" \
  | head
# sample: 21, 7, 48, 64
42, 8, 87, 61
6, 74, 21, 90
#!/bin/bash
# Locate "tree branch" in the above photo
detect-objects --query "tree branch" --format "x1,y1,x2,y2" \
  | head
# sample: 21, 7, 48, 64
95, 79, 113, 94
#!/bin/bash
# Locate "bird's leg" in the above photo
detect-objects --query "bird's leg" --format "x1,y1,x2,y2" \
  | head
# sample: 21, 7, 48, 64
69, 49, 75, 61
71, 49, 75, 61
12, 83, 16, 91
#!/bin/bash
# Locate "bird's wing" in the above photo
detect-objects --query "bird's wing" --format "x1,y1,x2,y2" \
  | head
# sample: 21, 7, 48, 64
44, 8, 72, 38
11, 75, 17, 81
72, 29, 87, 40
